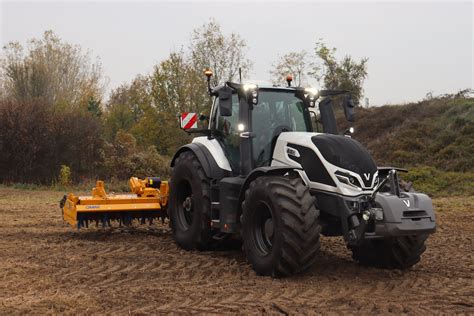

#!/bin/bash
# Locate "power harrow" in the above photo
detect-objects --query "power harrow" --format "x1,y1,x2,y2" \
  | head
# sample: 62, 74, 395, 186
60, 177, 169, 229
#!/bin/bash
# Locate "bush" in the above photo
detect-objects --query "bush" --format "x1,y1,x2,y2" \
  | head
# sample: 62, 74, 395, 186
59, 165, 72, 185
401, 166, 474, 197
0, 99, 103, 183
102, 131, 171, 180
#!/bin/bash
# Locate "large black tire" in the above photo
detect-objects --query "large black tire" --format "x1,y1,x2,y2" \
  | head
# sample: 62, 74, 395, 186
168, 151, 212, 250
349, 234, 428, 269
241, 176, 321, 277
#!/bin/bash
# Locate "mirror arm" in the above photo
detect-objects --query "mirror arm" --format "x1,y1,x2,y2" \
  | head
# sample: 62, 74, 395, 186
370, 170, 394, 201
207, 77, 217, 96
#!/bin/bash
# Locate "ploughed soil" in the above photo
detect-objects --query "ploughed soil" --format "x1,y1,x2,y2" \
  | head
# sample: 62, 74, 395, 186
0, 188, 472, 314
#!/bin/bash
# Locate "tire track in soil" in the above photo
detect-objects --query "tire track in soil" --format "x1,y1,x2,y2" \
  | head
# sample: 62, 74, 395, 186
0, 189, 473, 314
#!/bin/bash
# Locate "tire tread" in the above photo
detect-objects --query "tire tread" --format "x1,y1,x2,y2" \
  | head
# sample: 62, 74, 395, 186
349, 234, 428, 269
242, 176, 321, 277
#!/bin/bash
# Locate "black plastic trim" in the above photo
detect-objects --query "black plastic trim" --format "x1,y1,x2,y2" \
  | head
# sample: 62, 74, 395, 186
287, 143, 336, 187
311, 134, 377, 187
219, 176, 246, 232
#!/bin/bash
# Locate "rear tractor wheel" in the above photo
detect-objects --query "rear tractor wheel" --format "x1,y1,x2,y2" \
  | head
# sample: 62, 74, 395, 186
168, 151, 213, 250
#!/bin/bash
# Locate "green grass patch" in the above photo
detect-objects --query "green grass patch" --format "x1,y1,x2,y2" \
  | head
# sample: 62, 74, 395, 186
401, 166, 474, 197
1, 178, 132, 194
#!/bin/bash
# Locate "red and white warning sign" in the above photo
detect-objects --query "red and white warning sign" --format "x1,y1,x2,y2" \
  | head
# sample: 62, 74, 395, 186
180, 112, 198, 129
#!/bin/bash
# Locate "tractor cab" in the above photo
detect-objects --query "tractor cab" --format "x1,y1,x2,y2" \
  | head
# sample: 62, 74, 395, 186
210, 85, 313, 173
205, 74, 356, 177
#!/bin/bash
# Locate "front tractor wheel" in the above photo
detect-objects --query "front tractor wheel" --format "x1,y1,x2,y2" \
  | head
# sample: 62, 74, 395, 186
241, 176, 321, 277
349, 234, 428, 269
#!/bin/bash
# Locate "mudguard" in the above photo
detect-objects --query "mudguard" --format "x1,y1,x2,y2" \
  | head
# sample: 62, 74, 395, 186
238, 166, 302, 205
171, 143, 230, 180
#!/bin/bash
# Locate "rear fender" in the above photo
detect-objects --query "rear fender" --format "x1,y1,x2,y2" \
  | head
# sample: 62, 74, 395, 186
171, 143, 230, 180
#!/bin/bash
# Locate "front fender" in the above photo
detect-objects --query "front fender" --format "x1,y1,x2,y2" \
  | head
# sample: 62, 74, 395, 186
238, 166, 303, 205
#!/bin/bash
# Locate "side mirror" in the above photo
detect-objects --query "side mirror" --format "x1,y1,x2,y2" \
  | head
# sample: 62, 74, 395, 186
319, 97, 338, 135
218, 86, 233, 117
342, 95, 355, 122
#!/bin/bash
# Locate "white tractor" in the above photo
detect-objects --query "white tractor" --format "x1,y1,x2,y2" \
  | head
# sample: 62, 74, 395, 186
168, 71, 436, 277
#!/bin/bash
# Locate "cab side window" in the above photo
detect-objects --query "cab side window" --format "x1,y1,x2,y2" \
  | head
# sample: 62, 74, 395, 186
214, 94, 240, 172
216, 94, 239, 136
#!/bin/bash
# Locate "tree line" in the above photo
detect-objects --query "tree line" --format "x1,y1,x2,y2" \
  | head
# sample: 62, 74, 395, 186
0, 20, 368, 184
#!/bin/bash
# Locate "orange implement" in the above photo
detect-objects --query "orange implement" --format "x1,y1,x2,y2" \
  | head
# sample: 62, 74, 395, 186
60, 177, 169, 229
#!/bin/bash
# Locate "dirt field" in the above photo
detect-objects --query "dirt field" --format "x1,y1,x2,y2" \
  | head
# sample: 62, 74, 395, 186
0, 188, 472, 314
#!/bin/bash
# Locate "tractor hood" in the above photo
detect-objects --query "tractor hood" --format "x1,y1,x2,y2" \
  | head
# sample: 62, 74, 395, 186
311, 134, 377, 187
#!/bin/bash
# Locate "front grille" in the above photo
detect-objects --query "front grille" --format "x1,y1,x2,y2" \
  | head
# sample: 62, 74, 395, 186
403, 210, 427, 218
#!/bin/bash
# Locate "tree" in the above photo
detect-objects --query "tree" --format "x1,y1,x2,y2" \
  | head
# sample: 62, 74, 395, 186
104, 57, 193, 155
0, 99, 103, 183
103, 102, 135, 140
103, 20, 252, 156
0, 31, 106, 183
150, 50, 208, 114
313, 41, 368, 103
104, 75, 151, 140
87, 97, 102, 117
107, 75, 151, 122
190, 19, 252, 86
270, 50, 311, 87
0, 30, 104, 110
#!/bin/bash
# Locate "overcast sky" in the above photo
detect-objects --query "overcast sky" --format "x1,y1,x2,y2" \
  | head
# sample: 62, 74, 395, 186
1, 1, 473, 105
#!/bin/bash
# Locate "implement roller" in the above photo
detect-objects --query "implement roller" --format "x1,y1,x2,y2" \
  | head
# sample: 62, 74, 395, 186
60, 177, 169, 229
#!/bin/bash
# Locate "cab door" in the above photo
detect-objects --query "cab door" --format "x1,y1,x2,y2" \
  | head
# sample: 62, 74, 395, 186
212, 93, 241, 174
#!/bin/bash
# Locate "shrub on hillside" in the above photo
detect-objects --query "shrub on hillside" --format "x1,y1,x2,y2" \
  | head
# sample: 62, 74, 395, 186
401, 166, 474, 197
337, 97, 474, 172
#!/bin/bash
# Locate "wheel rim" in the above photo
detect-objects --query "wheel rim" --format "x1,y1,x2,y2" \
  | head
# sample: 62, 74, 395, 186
176, 180, 193, 229
253, 201, 274, 255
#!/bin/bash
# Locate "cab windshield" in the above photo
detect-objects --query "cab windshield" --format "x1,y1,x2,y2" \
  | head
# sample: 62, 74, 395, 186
214, 88, 312, 173
252, 89, 311, 166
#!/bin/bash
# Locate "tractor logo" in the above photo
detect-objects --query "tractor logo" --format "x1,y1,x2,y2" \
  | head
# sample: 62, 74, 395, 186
363, 173, 371, 181
403, 200, 411, 207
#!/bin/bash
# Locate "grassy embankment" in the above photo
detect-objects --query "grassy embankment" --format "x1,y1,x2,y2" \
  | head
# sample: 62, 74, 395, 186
338, 96, 473, 197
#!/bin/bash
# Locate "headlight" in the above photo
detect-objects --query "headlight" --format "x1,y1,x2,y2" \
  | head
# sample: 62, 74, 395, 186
243, 84, 257, 91
243, 84, 258, 105
304, 87, 319, 96
335, 171, 362, 188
